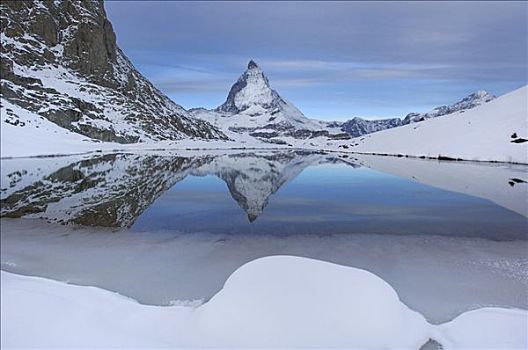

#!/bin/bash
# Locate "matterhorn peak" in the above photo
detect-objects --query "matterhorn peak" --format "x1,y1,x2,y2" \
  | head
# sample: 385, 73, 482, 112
216, 60, 279, 113
208, 60, 320, 134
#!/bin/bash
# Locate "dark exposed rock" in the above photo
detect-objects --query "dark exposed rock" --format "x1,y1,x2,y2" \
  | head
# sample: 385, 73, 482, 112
0, 0, 227, 142
328, 133, 352, 140
247, 60, 258, 70
250, 131, 279, 138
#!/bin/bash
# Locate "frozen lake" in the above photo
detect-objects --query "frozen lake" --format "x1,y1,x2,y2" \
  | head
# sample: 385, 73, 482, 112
1, 150, 527, 323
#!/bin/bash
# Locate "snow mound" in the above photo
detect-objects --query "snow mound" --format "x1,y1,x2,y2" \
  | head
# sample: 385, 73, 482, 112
437, 307, 528, 349
193, 255, 430, 348
1, 256, 526, 349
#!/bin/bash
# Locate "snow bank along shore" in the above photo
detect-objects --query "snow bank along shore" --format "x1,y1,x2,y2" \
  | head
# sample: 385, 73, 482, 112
2, 256, 526, 349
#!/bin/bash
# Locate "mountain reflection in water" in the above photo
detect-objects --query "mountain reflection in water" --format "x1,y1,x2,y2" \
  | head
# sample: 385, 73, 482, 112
1, 150, 526, 239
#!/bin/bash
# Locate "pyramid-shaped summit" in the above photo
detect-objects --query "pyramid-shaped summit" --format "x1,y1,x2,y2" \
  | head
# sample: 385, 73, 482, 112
213, 60, 321, 131
216, 59, 279, 114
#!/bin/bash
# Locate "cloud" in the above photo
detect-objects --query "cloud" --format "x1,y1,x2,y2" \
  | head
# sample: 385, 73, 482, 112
105, 1, 527, 118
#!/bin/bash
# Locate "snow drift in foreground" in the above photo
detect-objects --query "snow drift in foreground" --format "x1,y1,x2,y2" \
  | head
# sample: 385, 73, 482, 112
1, 256, 526, 349
350, 85, 528, 164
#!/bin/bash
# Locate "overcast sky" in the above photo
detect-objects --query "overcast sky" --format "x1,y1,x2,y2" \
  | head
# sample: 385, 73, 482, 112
105, 1, 527, 120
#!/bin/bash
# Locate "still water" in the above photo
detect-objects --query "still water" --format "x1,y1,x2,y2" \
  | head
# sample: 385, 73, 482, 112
2, 150, 526, 238
1, 150, 527, 322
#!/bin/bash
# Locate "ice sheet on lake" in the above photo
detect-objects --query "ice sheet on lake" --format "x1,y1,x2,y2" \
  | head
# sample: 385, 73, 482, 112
1, 218, 527, 324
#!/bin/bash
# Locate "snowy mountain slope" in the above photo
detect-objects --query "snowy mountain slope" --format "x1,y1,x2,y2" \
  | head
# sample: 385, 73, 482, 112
345, 86, 528, 164
329, 90, 496, 138
189, 61, 344, 140
0, 99, 107, 157
0, 0, 226, 144
402, 90, 496, 124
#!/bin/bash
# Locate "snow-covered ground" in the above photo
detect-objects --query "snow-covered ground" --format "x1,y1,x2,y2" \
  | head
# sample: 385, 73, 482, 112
1, 256, 526, 349
0, 99, 108, 157
347, 86, 528, 164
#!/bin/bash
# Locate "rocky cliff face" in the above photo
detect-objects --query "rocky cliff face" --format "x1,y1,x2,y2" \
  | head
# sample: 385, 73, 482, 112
0, 0, 227, 142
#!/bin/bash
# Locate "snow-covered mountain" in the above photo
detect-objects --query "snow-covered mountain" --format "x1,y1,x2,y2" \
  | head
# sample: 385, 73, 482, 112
328, 117, 403, 138
189, 61, 345, 140
402, 90, 496, 125
0, 0, 226, 144
344, 86, 527, 164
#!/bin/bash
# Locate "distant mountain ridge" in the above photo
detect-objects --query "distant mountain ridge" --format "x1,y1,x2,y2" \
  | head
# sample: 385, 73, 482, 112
402, 90, 496, 124
0, 0, 226, 143
330, 90, 496, 137
191, 69, 496, 140
328, 117, 403, 138
216, 60, 284, 115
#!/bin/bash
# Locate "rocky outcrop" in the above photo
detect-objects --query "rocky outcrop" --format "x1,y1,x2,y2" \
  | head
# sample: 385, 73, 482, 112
0, 0, 227, 142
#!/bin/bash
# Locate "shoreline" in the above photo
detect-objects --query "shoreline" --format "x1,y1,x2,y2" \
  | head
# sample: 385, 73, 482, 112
2, 145, 527, 165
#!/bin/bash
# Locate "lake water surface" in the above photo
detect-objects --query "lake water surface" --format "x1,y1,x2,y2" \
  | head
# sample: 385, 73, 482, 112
1, 150, 527, 323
